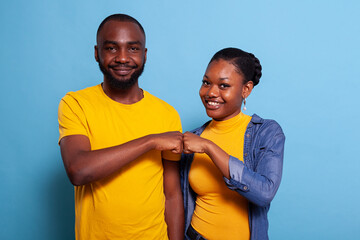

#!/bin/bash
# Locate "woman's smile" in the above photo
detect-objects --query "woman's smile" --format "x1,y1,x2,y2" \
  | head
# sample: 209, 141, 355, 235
199, 59, 245, 121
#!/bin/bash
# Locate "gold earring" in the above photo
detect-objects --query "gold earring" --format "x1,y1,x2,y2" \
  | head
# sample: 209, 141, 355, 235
243, 98, 247, 111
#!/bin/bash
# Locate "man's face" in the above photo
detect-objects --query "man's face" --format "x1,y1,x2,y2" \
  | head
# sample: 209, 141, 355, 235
95, 20, 147, 89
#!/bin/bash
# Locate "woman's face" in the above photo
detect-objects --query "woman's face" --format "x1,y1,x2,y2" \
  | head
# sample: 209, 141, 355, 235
199, 59, 253, 121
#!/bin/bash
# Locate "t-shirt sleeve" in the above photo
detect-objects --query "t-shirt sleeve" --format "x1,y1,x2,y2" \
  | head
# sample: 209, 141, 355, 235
58, 93, 88, 144
162, 109, 182, 161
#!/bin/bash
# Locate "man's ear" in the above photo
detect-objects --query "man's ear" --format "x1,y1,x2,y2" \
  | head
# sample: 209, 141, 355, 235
144, 48, 147, 64
94, 45, 99, 62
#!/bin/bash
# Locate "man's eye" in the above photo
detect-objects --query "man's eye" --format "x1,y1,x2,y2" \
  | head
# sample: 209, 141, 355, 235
106, 47, 116, 51
130, 47, 140, 51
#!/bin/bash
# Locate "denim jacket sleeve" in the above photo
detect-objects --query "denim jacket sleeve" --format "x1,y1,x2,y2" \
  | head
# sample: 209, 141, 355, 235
223, 120, 285, 207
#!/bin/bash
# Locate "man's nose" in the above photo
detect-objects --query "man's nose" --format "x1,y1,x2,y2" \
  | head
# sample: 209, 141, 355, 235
115, 48, 129, 63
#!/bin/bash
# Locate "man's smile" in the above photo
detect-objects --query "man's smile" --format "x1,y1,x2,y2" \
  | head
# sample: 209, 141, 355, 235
110, 65, 135, 76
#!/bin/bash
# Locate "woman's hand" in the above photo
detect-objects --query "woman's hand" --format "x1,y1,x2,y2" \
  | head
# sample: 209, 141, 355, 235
183, 132, 209, 154
183, 131, 231, 178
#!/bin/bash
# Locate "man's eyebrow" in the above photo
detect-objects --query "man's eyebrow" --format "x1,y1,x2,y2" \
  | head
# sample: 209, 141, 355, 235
103, 40, 118, 45
103, 40, 143, 46
127, 41, 143, 46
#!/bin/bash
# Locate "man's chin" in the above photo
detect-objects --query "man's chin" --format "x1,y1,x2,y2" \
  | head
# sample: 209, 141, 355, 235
107, 75, 138, 90
98, 61, 144, 90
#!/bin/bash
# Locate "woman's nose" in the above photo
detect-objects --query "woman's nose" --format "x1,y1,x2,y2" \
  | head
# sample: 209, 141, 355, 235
207, 85, 219, 97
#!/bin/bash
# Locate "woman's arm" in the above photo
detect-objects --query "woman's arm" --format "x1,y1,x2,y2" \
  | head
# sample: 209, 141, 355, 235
183, 132, 231, 178
224, 125, 285, 207
183, 123, 285, 207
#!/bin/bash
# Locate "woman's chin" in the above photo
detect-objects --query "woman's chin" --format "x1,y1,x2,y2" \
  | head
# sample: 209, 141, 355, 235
206, 110, 223, 120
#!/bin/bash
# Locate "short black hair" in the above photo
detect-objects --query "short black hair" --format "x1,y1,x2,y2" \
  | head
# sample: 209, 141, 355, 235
96, 14, 146, 40
210, 48, 262, 86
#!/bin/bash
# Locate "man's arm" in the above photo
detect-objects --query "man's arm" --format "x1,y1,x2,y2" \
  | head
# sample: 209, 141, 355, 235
163, 159, 184, 240
60, 132, 183, 186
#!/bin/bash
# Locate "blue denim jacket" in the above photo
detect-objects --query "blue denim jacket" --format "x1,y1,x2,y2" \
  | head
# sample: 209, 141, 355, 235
180, 114, 285, 240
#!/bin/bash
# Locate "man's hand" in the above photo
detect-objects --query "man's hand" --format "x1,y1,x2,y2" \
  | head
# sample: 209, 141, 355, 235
151, 131, 183, 154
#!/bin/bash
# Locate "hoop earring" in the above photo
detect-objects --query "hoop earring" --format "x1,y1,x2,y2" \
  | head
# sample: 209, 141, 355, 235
243, 98, 247, 111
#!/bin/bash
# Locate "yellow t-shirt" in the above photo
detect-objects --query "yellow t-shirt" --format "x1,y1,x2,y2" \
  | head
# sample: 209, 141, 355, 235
189, 112, 251, 240
58, 84, 182, 240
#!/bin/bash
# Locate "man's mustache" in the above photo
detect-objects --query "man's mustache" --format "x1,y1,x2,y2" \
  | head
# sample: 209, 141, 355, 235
109, 64, 137, 69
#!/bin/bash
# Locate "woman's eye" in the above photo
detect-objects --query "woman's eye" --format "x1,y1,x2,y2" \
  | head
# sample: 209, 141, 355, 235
220, 84, 230, 89
202, 80, 210, 86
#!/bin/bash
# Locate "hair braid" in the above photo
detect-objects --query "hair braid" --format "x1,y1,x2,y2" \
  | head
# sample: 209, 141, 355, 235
248, 53, 262, 86
210, 48, 263, 87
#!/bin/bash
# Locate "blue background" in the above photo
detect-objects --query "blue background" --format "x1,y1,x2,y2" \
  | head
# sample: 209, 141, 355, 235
1, 0, 359, 239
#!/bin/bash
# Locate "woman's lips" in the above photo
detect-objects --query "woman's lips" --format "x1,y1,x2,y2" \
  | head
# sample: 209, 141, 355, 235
205, 100, 222, 110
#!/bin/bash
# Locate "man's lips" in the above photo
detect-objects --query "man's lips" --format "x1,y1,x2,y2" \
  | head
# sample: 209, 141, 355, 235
110, 65, 135, 76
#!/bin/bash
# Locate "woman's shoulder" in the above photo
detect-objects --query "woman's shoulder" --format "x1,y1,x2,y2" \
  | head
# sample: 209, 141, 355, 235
250, 114, 285, 137
190, 120, 211, 135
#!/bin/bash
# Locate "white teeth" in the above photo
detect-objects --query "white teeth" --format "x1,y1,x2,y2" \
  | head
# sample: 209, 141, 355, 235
208, 101, 220, 106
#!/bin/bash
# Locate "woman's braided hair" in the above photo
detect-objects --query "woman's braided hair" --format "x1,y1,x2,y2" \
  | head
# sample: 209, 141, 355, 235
209, 48, 262, 86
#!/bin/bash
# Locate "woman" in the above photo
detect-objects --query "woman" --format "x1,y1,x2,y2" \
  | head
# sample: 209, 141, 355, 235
181, 48, 285, 240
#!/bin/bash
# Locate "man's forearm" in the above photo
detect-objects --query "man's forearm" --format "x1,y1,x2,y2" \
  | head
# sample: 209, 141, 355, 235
61, 131, 183, 186
163, 160, 184, 240
61, 134, 156, 185
165, 194, 184, 240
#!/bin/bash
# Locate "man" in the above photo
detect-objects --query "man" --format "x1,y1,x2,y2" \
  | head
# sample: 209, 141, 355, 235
58, 14, 184, 240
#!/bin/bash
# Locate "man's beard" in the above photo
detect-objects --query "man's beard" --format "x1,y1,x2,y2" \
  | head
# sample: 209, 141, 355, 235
98, 61, 145, 90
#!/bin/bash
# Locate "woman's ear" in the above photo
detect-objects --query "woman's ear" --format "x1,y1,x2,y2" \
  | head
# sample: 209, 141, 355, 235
242, 81, 254, 99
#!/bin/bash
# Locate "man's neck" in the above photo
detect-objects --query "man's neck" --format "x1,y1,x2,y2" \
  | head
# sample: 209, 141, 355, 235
102, 81, 144, 104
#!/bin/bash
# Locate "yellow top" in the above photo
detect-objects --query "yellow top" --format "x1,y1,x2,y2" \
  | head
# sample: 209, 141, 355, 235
58, 84, 182, 240
189, 112, 252, 240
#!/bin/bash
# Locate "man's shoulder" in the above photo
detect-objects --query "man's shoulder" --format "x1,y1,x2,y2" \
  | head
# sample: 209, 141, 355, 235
62, 85, 101, 102
144, 90, 178, 114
